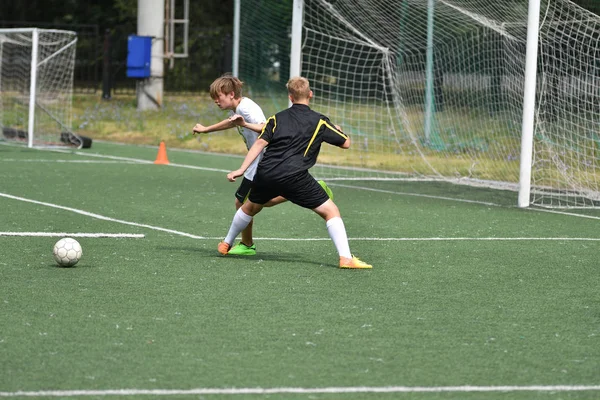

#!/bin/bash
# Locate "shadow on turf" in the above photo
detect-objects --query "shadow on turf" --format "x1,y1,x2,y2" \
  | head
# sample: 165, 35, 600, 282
156, 245, 339, 269
46, 263, 92, 270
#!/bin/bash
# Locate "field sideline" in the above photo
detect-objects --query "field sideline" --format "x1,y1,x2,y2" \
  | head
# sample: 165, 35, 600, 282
0, 141, 598, 399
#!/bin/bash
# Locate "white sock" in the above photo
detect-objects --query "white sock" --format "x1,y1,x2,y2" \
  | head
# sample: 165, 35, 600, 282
224, 209, 253, 245
326, 217, 352, 259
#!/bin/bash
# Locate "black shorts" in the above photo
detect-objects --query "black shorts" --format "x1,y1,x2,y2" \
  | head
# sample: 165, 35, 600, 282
235, 177, 253, 203
249, 171, 329, 209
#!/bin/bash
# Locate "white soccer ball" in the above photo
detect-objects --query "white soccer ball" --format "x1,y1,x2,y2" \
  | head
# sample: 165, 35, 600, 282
53, 237, 82, 267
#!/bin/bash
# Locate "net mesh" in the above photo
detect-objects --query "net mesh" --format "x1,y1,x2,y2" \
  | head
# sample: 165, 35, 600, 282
239, 0, 600, 207
0, 29, 78, 148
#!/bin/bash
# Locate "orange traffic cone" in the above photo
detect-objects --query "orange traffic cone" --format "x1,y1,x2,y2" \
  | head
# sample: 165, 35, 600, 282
154, 141, 170, 165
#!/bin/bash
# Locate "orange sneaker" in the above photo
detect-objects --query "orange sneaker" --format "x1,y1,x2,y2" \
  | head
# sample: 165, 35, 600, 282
339, 256, 372, 269
218, 241, 231, 255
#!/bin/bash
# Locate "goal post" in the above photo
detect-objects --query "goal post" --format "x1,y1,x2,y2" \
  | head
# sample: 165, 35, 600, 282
0, 28, 83, 148
235, 0, 600, 208
518, 0, 543, 208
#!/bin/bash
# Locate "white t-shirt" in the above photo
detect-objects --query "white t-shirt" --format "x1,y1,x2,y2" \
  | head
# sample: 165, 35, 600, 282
231, 97, 266, 180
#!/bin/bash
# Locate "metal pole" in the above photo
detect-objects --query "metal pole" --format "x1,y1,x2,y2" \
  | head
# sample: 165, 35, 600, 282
424, 0, 435, 143
518, 0, 542, 208
289, 0, 304, 107
137, 0, 165, 111
102, 29, 112, 100
232, 0, 240, 76
27, 28, 38, 148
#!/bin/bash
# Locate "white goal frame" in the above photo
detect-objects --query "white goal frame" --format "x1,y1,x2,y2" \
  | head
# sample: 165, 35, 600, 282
0, 28, 80, 148
233, 0, 600, 209
288, 0, 540, 208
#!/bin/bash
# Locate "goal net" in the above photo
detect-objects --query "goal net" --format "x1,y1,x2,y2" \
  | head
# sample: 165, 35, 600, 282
237, 0, 600, 208
0, 28, 82, 148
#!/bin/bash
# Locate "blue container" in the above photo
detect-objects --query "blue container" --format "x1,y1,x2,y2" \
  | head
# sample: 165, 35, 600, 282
126, 35, 152, 78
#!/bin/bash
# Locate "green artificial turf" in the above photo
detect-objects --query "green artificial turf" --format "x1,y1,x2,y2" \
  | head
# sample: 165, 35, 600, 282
0, 142, 598, 399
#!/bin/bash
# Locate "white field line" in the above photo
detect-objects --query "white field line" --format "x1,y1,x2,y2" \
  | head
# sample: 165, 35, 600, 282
0, 143, 230, 173
35, 150, 600, 216
2, 152, 500, 207
7, 156, 599, 219
68, 151, 230, 173
0, 192, 209, 240
253, 237, 600, 241
91, 139, 247, 159
331, 183, 501, 206
0, 232, 144, 238
0, 145, 506, 207
3, 144, 600, 220
317, 184, 600, 220
329, 182, 597, 219
527, 207, 600, 221
0, 159, 143, 164
1, 385, 600, 397
1, 192, 599, 242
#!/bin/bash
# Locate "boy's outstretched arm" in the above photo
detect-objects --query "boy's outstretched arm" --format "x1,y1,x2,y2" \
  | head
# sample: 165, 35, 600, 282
331, 123, 351, 149
229, 114, 265, 134
192, 118, 236, 134
227, 138, 269, 182
339, 136, 351, 149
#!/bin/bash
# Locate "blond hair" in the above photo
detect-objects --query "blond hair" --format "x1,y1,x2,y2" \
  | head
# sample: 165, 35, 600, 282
209, 74, 243, 100
286, 76, 311, 100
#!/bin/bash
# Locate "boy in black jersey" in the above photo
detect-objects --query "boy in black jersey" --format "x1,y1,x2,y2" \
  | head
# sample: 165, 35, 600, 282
218, 77, 372, 269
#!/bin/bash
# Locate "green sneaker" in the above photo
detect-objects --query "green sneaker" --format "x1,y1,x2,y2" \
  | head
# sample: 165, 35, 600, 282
228, 242, 257, 256
318, 180, 334, 201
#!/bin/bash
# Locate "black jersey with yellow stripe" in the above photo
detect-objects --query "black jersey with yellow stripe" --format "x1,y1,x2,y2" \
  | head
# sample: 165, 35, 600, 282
256, 104, 347, 181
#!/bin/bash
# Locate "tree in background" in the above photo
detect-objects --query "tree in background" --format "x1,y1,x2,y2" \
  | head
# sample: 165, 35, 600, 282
1, 0, 598, 92
1, 0, 235, 92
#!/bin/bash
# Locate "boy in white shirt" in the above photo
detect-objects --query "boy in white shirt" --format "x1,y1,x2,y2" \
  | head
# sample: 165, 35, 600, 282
193, 74, 332, 256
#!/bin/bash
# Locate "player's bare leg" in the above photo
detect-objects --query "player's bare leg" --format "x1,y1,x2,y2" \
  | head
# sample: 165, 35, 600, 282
228, 198, 256, 256
263, 195, 287, 207
219, 201, 265, 256
313, 200, 372, 269
312, 199, 341, 221
238, 199, 253, 245
241, 201, 264, 216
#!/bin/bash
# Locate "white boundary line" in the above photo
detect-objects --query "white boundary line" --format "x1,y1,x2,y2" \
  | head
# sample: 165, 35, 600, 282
1, 385, 600, 397
39, 152, 600, 216
528, 206, 600, 221
0, 192, 208, 240
253, 237, 600, 241
3, 143, 600, 218
3, 144, 600, 224
331, 183, 501, 206
0, 158, 143, 164
0, 143, 527, 208
0, 232, 144, 238
1, 192, 599, 242
71, 151, 230, 173
332, 183, 600, 219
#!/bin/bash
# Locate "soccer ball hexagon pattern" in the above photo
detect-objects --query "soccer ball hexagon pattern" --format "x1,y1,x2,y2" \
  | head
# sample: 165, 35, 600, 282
53, 237, 82, 267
